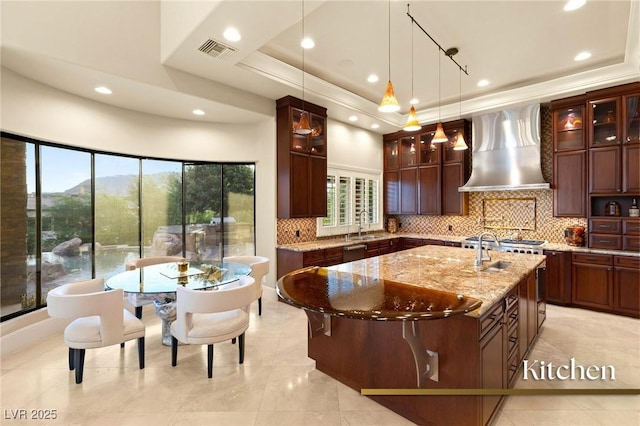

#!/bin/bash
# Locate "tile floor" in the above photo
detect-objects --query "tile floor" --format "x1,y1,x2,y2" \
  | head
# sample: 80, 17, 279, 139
1, 287, 638, 426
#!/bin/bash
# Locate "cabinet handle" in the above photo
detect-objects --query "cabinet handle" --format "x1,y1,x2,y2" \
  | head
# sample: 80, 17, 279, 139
599, 225, 612, 229
599, 240, 611, 243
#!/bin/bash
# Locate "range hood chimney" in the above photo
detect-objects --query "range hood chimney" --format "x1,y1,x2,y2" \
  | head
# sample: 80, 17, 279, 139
459, 103, 550, 192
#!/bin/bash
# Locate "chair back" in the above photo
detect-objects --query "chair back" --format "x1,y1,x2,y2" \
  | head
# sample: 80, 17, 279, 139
46, 278, 125, 346
126, 256, 186, 271
172, 276, 255, 340
223, 256, 269, 299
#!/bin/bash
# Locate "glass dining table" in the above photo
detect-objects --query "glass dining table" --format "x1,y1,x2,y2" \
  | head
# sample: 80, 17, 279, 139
105, 261, 251, 345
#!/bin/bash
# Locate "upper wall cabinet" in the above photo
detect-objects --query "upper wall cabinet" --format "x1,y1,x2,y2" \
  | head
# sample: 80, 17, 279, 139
276, 96, 327, 219
551, 94, 587, 217
383, 119, 470, 216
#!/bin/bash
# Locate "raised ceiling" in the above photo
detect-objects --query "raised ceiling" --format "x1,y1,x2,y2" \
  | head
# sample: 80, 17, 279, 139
1, 0, 638, 134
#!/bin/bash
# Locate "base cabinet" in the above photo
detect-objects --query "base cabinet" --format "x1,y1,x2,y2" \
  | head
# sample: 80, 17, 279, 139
571, 253, 613, 311
613, 256, 640, 318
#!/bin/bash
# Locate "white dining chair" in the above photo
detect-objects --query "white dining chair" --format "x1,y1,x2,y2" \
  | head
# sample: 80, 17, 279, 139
125, 256, 186, 318
170, 276, 255, 378
223, 256, 269, 315
46, 278, 145, 384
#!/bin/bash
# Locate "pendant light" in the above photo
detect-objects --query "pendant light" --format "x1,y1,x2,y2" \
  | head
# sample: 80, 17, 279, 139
378, 0, 400, 113
403, 20, 421, 132
294, 0, 312, 135
432, 48, 448, 143
452, 64, 469, 151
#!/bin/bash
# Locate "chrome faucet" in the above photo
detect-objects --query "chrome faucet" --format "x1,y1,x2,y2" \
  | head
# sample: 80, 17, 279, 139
474, 231, 500, 267
357, 210, 368, 239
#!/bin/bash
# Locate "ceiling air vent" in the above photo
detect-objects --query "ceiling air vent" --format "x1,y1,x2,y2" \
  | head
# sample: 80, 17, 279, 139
198, 38, 237, 61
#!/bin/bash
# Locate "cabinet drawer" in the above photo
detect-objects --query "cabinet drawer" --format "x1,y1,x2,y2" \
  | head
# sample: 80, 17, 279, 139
589, 234, 623, 250
623, 219, 640, 235
623, 236, 640, 252
302, 250, 325, 266
589, 218, 622, 234
479, 302, 504, 339
572, 252, 613, 266
324, 247, 344, 259
615, 255, 640, 269
507, 350, 520, 386
507, 323, 519, 358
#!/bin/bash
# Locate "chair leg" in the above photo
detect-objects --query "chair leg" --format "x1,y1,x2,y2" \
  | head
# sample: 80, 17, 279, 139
135, 306, 143, 319
231, 337, 236, 344
68, 348, 75, 370
238, 333, 245, 364
137, 337, 145, 369
75, 349, 86, 384
207, 344, 214, 379
171, 336, 178, 367
258, 297, 262, 316
120, 342, 125, 349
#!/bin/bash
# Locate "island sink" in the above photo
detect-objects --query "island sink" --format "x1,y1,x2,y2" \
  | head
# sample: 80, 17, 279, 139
482, 260, 512, 273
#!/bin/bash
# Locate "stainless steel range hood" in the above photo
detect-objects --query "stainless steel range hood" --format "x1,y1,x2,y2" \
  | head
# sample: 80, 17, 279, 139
459, 103, 550, 192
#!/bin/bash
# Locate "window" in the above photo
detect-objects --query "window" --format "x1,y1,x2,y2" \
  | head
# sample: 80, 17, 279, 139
318, 167, 382, 237
0, 134, 256, 321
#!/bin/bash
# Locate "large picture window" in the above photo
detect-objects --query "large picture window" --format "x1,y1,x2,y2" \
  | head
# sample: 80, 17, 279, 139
0, 134, 255, 321
318, 167, 382, 237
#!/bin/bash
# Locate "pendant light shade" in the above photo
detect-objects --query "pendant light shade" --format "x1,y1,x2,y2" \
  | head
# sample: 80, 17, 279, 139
432, 122, 448, 143
295, 111, 312, 135
378, 0, 399, 113
452, 132, 468, 150
403, 106, 421, 131
379, 81, 401, 112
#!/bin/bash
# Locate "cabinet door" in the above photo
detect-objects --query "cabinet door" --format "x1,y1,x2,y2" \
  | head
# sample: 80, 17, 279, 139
384, 170, 400, 215
544, 250, 571, 305
480, 321, 505, 426
418, 165, 440, 215
622, 143, 640, 193
400, 168, 418, 214
553, 150, 586, 216
400, 136, 418, 167
623, 93, 640, 144
419, 133, 441, 165
442, 163, 467, 215
613, 257, 640, 317
309, 113, 326, 157
572, 262, 613, 310
309, 156, 327, 217
291, 109, 310, 152
589, 97, 620, 146
589, 146, 621, 194
384, 140, 399, 170
290, 153, 310, 217
553, 105, 585, 151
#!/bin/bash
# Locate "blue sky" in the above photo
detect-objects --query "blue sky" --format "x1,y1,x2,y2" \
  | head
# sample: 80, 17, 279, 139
27, 145, 181, 193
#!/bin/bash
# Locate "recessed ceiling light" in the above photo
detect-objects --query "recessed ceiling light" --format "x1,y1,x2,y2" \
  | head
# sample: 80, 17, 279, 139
367, 74, 379, 83
574, 51, 591, 61
564, 0, 586, 12
477, 79, 489, 87
301, 37, 315, 49
94, 86, 112, 95
371, 123, 380, 129
223, 27, 241, 42
410, 98, 419, 105
348, 115, 358, 122
192, 109, 205, 116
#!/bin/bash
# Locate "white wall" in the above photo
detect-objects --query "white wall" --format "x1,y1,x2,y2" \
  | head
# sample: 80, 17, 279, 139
327, 120, 383, 173
1, 68, 278, 285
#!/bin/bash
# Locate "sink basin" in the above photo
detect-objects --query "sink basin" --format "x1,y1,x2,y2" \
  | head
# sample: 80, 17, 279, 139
482, 261, 512, 273
349, 235, 379, 241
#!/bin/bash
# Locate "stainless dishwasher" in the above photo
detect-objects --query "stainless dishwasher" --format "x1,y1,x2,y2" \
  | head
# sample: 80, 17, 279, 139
343, 244, 366, 262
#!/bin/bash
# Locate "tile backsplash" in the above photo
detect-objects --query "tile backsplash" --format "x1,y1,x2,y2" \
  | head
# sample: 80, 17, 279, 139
276, 190, 587, 245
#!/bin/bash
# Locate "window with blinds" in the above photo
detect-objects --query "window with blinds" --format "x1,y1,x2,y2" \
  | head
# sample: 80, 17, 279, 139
318, 168, 382, 237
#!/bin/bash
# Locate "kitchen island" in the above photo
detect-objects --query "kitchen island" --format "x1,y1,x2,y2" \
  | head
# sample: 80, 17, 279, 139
277, 245, 546, 426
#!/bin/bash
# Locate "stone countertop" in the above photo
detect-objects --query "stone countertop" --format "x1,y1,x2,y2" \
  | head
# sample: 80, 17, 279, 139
278, 245, 545, 319
277, 233, 640, 258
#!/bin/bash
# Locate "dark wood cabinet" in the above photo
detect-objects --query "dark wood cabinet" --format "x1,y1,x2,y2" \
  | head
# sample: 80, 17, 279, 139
571, 253, 613, 311
589, 146, 621, 194
544, 250, 571, 305
276, 96, 327, 218
479, 312, 505, 426
622, 142, 640, 193
383, 119, 470, 216
517, 272, 537, 361
551, 95, 587, 217
276, 246, 343, 279
613, 256, 640, 318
